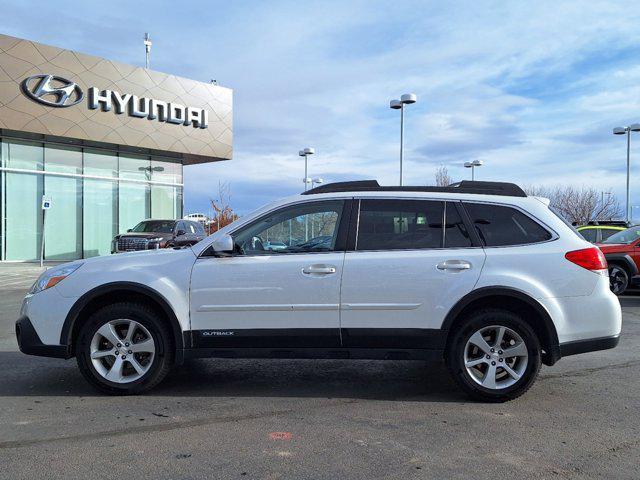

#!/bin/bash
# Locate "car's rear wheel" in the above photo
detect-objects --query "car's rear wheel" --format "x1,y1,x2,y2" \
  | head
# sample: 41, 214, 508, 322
76, 302, 173, 394
446, 309, 541, 402
609, 264, 629, 295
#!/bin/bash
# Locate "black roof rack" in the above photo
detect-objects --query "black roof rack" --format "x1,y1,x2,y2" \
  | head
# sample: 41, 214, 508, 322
302, 180, 527, 197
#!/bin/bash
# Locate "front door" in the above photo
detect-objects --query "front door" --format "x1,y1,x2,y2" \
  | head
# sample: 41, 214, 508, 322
340, 199, 485, 348
189, 199, 349, 349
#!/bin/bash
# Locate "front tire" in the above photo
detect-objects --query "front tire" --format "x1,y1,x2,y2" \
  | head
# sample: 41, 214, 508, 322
446, 309, 541, 402
76, 302, 173, 394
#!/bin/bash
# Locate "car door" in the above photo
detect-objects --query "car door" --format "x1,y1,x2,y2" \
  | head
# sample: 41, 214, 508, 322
189, 199, 350, 349
339, 198, 485, 348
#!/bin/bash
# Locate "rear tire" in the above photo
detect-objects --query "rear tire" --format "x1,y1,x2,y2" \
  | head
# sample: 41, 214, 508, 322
76, 302, 173, 395
446, 309, 541, 402
609, 264, 629, 295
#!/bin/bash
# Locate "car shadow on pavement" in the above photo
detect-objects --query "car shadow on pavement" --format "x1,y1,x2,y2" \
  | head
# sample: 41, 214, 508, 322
0, 352, 465, 402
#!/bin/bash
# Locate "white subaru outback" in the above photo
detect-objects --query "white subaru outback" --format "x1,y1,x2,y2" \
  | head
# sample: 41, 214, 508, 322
16, 180, 621, 402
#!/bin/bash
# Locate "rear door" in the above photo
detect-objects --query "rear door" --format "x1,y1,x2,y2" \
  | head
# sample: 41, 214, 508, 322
339, 198, 485, 348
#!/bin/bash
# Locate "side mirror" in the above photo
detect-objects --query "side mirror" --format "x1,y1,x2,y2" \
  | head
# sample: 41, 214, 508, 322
127, 229, 132, 232
176, 229, 186, 236
211, 233, 234, 254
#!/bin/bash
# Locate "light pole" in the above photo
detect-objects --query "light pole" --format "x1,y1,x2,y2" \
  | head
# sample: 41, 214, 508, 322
298, 147, 315, 192
143, 33, 152, 69
464, 159, 483, 180
613, 124, 640, 223
309, 177, 323, 238
390, 93, 417, 186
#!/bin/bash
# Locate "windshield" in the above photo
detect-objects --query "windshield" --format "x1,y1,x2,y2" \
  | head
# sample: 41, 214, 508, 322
602, 226, 640, 244
131, 220, 175, 233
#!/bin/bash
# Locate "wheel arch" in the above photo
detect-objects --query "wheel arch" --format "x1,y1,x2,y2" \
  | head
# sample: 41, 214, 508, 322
604, 253, 638, 277
442, 287, 560, 366
61, 282, 185, 362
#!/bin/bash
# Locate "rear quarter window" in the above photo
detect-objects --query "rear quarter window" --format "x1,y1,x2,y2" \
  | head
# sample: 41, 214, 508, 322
463, 203, 552, 246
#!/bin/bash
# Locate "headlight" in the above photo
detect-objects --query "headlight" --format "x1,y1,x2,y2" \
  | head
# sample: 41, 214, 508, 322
29, 262, 83, 295
148, 237, 164, 242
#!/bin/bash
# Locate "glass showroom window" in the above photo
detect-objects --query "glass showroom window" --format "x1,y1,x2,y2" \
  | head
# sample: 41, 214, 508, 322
118, 154, 151, 233
83, 149, 118, 257
151, 159, 183, 219
1, 140, 184, 262
1, 141, 43, 261
44, 145, 82, 261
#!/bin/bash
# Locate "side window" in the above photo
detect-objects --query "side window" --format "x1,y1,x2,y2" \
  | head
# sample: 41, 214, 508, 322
175, 221, 186, 234
580, 228, 598, 243
356, 199, 444, 251
187, 222, 197, 234
233, 200, 344, 255
599, 229, 618, 242
464, 203, 552, 246
444, 203, 472, 248
194, 222, 206, 235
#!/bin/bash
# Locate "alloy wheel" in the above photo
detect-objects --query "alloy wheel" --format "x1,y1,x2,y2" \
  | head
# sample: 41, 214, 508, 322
89, 319, 156, 383
463, 325, 529, 390
609, 266, 628, 295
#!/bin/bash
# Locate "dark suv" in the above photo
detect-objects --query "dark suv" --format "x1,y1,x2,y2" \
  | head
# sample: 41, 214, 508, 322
112, 219, 206, 253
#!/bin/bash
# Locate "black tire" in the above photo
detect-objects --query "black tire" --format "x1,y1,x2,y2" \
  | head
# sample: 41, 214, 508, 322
608, 264, 629, 295
76, 302, 174, 395
445, 309, 542, 402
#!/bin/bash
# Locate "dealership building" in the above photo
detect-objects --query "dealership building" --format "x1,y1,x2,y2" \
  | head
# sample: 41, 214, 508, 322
0, 34, 232, 261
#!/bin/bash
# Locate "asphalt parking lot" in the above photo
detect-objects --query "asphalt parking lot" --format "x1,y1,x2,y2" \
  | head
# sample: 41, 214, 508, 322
0, 265, 638, 479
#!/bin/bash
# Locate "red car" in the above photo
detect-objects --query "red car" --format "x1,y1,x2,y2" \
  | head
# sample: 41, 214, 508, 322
597, 225, 640, 294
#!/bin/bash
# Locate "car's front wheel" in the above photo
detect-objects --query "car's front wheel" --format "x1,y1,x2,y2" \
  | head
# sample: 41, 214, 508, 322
609, 264, 629, 295
446, 309, 541, 402
76, 302, 173, 394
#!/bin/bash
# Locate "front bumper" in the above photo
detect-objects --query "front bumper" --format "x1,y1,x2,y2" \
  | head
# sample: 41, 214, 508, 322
15, 316, 71, 359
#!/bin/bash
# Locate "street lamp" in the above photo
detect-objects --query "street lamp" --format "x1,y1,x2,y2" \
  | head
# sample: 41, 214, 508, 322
138, 165, 164, 180
464, 159, 483, 180
390, 93, 417, 186
299, 147, 315, 192
613, 124, 640, 223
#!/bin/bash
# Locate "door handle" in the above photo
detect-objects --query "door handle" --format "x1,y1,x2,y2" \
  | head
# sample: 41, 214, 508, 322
302, 265, 337, 275
436, 260, 472, 271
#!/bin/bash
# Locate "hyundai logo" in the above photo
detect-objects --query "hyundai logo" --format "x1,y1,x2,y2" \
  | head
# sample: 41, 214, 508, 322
21, 74, 84, 108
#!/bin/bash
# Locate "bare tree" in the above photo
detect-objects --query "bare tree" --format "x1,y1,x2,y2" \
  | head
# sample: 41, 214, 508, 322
523, 185, 622, 225
435, 166, 452, 186
209, 182, 238, 233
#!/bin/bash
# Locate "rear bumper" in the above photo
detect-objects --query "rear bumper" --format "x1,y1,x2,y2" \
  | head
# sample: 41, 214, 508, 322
558, 334, 620, 358
15, 316, 71, 359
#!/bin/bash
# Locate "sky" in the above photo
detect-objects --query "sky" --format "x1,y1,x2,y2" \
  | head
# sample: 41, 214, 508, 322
3, 0, 640, 217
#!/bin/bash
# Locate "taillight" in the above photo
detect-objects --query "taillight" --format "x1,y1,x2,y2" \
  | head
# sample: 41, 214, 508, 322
565, 247, 608, 274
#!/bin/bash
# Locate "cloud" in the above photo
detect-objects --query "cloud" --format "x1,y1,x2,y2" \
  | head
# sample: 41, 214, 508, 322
5, 0, 640, 216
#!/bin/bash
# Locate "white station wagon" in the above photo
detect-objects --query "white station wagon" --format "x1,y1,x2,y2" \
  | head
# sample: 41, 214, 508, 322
16, 180, 621, 401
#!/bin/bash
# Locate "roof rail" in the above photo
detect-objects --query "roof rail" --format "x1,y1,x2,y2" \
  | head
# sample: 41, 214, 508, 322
302, 180, 527, 197
584, 220, 631, 227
